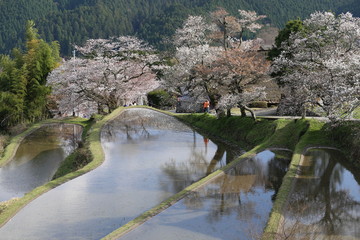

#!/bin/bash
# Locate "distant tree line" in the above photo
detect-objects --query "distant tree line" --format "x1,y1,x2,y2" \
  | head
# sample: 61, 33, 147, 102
0, 0, 358, 56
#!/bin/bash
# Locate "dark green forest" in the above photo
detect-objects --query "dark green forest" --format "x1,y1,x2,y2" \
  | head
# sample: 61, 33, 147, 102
0, 0, 359, 56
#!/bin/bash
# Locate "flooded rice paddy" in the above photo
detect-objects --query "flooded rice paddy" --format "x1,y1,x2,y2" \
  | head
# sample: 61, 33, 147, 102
0, 109, 239, 239
2, 109, 356, 240
283, 149, 360, 239
0, 124, 82, 202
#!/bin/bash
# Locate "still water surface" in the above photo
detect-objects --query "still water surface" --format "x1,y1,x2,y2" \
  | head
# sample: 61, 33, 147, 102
283, 149, 360, 239
0, 109, 238, 239
119, 149, 291, 240
0, 124, 82, 202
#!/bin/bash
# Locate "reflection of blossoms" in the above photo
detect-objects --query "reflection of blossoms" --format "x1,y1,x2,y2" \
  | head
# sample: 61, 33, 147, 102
282, 149, 360, 239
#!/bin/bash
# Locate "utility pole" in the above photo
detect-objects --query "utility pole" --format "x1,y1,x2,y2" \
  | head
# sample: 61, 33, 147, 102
72, 49, 76, 117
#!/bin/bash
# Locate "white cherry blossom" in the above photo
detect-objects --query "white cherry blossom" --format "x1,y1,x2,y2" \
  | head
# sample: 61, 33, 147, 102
272, 11, 360, 120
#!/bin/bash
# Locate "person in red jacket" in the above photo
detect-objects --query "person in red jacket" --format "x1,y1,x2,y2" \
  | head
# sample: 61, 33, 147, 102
203, 100, 210, 113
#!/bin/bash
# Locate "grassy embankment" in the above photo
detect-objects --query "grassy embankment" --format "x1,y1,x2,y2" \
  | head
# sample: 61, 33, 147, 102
51, 114, 104, 179
0, 108, 124, 227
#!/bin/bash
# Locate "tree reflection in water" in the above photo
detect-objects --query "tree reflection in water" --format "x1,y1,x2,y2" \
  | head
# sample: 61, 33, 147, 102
111, 111, 292, 240
102, 109, 294, 239
0, 124, 82, 202
160, 142, 239, 194
139, 148, 289, 239
183, 150, 290, 217
282, 149, 360, 240
102, 109, 242, 194
101, 109, 198, 143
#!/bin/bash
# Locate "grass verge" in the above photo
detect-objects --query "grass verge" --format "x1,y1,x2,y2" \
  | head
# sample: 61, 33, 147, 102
175, 113, 276, 149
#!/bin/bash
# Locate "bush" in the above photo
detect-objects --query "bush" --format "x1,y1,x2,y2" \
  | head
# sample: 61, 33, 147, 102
147, 89, 177, 110
90, 114, 104, 122
331, 122, 360, 168
248, 101, 268, 108
0, 134, 10, 156
52, 144, 92, 180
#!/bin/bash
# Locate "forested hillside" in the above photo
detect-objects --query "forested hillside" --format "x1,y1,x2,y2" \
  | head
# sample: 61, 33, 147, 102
0, 0, 358, 56
0, 0, 58, 54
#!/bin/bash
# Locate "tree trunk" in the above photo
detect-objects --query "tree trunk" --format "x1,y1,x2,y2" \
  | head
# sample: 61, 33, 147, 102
244, 105, 256, 120
97, 103, 103, 114
215, 108, 226, 118
301, 105, 306, 119
240, 106, 246, 117
226, 108, 231, 117
239, 105, 256, 120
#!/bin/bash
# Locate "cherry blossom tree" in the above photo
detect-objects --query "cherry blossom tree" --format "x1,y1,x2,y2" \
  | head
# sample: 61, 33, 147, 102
210, 8, 240, 50
193, 40, 270, 118
173, 15, 214, 48
47, 36, 162, 116
165, 10, 269, 118
163, 15, 221, 100
210, 10, 269, 118
210, 8, 266, 50
271, 12, 360, 120
212, 46, 270, 118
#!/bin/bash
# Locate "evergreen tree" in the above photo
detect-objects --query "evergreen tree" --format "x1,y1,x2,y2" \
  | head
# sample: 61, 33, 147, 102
268, 19, 304, 60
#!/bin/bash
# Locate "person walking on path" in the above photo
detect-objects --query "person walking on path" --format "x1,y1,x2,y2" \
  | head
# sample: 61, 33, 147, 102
203, 100, 210, 113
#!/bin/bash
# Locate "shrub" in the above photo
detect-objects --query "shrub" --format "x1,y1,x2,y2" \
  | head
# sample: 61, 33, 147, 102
52, 144, 92, 180
90, 114, 104, 122
331, 122, 360, 168
0, 134, 10, 156
248, 101, 268, 108
147, 89, 177, 110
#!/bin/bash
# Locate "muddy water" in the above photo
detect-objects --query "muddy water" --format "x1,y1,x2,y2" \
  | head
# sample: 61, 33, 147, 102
283, 149, 360, 239
0, 124, 82, 202
119, 150, 292, 240
0, 109, 239, 240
